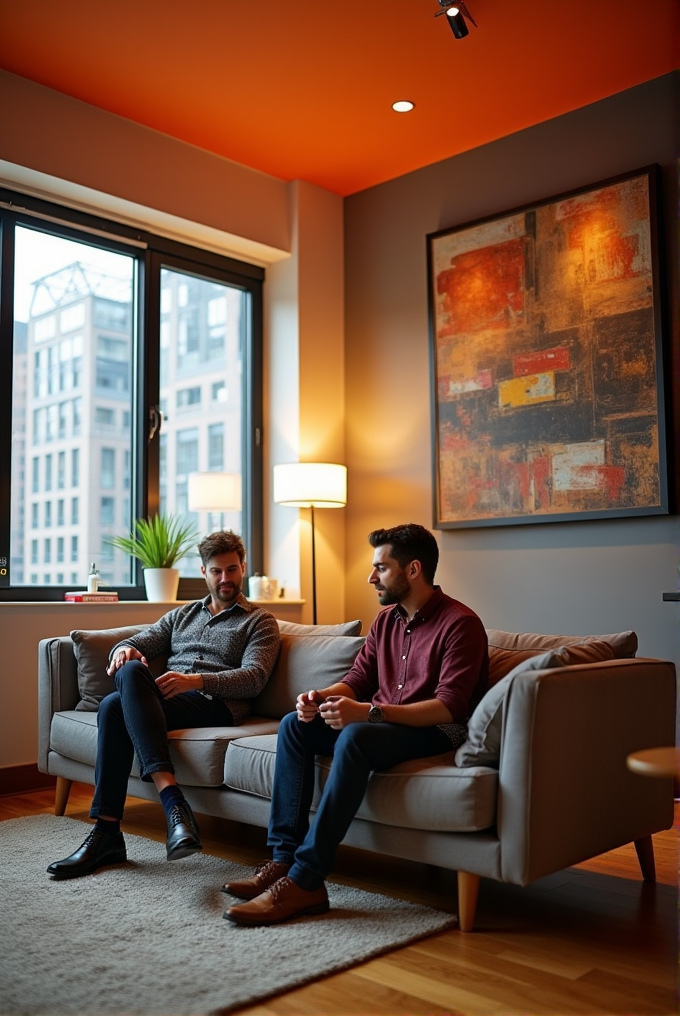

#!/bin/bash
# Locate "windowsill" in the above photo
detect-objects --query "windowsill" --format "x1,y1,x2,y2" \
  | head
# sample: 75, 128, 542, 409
0, 598, 306, 606
249, 599, 305, 605
0, 599, 182, 607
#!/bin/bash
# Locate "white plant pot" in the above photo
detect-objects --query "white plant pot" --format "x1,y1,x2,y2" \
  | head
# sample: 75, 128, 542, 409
143, 567, 180, 602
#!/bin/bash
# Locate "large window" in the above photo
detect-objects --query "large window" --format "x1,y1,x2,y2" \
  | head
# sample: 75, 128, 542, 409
0, 189, 264, 599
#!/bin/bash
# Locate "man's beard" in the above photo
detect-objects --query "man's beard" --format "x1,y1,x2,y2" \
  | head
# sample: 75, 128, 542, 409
376, 573, 410, 606
215, 580, 241, 602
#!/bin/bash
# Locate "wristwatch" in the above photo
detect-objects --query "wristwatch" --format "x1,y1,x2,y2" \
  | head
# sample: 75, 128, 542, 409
367, 704, 384, 724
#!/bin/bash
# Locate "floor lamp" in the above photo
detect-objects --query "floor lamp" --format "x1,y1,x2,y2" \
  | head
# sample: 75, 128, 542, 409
188, 472, 242, 528
273, 462, 347, 624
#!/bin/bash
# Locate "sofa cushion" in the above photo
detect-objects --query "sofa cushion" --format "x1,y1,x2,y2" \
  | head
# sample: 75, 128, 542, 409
488, 646, 547, 687
251, 634, 365, 719
72, 622, 362, 712
456, 640, 617, 768
50, 710, 280, 787
50, 711, 100, 767
223, 734, 279, 798
223, 734, 498, 833
71, 626, 162, 711
487, 628, 636, 686
277, 619, 362, 637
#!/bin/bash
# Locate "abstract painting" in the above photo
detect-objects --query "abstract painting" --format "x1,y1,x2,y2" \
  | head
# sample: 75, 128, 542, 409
428, 167, 669, 528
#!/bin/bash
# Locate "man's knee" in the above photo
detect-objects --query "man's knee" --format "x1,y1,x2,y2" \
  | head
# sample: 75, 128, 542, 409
277, 710, 311, 749
277, 710, 332, 754
114, 659, 150, 694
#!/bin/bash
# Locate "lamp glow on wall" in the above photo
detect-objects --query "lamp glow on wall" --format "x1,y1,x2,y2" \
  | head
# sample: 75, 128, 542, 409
273, 462, 347, 624
188, 472, 242, 520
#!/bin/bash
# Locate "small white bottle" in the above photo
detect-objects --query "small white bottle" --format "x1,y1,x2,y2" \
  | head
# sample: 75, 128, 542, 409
87, 562, 99, 593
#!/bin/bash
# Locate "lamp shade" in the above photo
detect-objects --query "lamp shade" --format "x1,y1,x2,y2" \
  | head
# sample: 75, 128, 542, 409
273, 462, 347, 508
188, 472, 242, 512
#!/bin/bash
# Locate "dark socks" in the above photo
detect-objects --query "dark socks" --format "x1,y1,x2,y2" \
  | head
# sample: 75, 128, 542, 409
95, 817, 120, 835
159, 784, 186, 818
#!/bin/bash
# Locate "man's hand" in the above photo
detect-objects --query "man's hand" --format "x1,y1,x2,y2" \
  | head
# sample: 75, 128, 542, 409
318, 695, 370, 730
107, 646, 148, 676
296, 689, 325, 722
155, 671, 203, 699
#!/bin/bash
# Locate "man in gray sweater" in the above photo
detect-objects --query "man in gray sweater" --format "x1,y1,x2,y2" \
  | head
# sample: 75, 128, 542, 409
47, 530, 281, 879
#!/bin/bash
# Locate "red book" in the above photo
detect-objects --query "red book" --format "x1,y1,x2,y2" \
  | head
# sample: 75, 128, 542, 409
64, 592, 119, 602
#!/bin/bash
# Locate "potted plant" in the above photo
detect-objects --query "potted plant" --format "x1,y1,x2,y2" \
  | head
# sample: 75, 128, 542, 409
109, 515, 199, 602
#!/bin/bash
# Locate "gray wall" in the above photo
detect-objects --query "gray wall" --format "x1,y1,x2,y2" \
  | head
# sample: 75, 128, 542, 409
343, 74, 679, 681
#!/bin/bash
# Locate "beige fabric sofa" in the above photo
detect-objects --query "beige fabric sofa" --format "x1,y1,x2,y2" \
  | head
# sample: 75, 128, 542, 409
38, 620, 675, 931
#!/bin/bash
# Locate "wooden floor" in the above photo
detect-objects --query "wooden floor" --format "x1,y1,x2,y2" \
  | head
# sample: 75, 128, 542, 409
1, 783, 677, 1016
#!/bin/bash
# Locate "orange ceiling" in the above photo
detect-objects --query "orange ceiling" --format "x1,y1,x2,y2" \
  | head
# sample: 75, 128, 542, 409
0, 0, 677, 197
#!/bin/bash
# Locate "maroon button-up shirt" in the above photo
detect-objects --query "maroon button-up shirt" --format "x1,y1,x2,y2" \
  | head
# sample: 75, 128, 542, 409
343, 587, 488, 723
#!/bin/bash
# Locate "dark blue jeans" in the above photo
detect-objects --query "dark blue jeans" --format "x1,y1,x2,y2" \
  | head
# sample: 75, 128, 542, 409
90, 660, 233, 820
267, 711, 451, 890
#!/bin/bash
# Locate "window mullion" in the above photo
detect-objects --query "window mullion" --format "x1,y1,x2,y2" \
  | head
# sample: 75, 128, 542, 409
0, 215, 17, 589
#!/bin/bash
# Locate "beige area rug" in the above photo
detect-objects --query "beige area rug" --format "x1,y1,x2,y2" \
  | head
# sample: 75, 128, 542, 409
0, 814, 456, 1015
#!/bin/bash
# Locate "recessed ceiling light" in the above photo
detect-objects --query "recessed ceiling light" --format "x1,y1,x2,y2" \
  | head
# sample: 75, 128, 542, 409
392, 100, 414, 113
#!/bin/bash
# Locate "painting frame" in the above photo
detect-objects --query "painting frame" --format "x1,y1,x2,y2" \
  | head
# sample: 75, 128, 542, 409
427, 165, 670, 530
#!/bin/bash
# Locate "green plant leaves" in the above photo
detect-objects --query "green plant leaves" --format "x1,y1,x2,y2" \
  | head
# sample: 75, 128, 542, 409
108, 515, 199, 569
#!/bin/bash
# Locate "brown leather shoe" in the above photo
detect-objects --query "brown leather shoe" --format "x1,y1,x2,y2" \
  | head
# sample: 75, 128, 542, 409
223, 876, 329, 926
221, 860, 291, 900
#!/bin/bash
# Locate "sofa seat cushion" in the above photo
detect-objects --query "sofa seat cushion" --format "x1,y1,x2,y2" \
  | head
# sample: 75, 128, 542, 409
50, 711, 279, 787
320, 754, 498, 833
223, 734, 498, 833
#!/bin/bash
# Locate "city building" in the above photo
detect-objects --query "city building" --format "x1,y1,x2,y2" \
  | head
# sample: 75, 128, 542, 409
17, 262, 243, 588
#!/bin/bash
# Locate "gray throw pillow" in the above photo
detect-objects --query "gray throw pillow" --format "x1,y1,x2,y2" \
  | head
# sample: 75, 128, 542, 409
71, 626, 150, 711
277, 619, 362, 637
455, 639, 616, 768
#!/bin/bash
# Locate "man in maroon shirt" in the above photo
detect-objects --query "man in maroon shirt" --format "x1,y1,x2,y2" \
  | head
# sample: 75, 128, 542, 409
223, 523, 488, 926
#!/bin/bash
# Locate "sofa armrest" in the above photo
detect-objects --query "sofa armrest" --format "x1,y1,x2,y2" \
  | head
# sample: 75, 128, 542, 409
497, 658, 676, 885
38, 636, 80, 773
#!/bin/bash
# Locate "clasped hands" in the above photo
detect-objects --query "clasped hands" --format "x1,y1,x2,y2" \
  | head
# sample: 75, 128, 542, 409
106, 646, 201, 698
296, 690, 368, 729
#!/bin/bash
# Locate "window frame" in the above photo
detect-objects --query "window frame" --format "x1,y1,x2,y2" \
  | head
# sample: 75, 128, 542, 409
0, 188, 264, 601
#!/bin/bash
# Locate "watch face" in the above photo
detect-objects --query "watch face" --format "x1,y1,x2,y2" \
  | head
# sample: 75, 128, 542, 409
368, 705, 383, 724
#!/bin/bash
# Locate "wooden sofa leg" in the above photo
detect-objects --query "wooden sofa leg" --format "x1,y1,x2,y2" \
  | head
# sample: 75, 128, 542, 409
634, 835, 656, 882
55, 777, 73, 816
457, 871, 480, 932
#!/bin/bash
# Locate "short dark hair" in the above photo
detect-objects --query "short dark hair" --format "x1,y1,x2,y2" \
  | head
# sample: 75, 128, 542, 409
198, 531, 246, 566
368, 523, 439, 585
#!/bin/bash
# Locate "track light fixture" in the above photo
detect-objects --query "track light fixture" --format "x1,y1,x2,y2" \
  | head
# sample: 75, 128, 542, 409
434, 0, 478, 39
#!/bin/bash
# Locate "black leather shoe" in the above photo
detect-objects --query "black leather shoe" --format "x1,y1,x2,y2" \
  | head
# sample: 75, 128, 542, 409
47, 825, 127, 879
166, 801, 202, 860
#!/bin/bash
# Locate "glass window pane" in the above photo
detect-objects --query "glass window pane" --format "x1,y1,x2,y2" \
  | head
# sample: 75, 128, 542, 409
10, 226, 135, 587
159, 267, 244, 577
208, 423, 224, 471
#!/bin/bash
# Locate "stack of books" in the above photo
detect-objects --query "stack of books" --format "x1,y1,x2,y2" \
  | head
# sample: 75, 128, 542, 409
64, 590, 119, 602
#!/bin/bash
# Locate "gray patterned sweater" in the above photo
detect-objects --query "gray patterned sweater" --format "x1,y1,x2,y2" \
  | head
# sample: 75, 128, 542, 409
111, 594, 281, 724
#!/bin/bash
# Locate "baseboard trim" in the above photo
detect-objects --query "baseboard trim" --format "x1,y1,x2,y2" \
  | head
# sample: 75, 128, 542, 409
0, 763, 57, 796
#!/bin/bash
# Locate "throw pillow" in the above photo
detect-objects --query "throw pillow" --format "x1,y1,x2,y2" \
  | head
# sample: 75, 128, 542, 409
277, 619, 362, 637
455, 639, 616, 768
71, 625, 150, 711
486, 628, 637, 659
252, 633, 365, 719
488, 647, 546, 687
